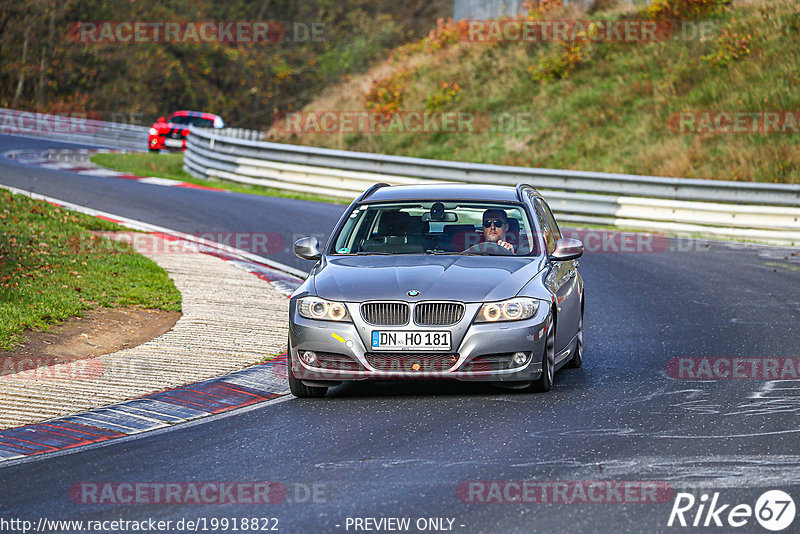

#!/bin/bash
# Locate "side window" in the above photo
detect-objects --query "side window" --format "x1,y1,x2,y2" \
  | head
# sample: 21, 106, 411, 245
539, 199, 562, 241
534, 201, 556, 254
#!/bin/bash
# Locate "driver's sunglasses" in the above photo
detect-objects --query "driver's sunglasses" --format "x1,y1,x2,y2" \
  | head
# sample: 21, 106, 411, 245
483, 219, 506, 228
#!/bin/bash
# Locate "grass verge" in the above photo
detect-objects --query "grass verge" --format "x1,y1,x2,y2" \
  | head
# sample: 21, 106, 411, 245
90, 152, 345, 205
0, 190, 181, 350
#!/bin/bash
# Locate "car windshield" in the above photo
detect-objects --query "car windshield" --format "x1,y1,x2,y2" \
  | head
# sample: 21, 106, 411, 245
168, 115, 214, 127
331, 201, 538, 256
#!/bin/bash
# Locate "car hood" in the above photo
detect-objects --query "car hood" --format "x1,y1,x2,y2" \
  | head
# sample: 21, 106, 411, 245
313, 255, 544, 303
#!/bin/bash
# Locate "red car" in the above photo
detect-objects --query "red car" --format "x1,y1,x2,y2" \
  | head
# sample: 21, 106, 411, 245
148, 110, 224, 151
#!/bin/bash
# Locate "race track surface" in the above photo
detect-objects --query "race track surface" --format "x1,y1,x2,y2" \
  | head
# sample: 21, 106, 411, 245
1, 134, 799, 533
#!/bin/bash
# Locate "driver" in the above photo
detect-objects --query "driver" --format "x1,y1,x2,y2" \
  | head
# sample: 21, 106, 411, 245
482, 209, 514, 253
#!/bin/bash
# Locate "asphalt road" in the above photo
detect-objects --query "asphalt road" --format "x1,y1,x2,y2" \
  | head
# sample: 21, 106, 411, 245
0, 134, 345, 272
1, 134, 800, 534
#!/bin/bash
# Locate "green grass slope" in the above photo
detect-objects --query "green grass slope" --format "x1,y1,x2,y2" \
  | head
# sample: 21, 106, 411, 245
0, 191, 181, 350
268, 0, 799, 183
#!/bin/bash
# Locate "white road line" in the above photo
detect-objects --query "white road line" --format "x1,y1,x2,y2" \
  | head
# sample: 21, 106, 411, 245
137, 176, 181, 186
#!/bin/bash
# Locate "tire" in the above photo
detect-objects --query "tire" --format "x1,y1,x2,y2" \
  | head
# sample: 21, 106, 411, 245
148, 148, 158, 152
287, 337, 327, 398
529, 315, 555, 392
567, 306, 583, 369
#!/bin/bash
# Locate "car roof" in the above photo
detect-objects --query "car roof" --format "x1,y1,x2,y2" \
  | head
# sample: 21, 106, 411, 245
169, 110, 221, 120
361, 184, 525, 204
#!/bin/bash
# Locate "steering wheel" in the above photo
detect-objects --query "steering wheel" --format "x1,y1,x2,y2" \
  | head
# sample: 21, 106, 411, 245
461, 241, 514, 255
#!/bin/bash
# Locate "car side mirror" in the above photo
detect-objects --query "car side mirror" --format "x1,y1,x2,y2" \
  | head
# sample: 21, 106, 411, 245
294, 237, 322, 261
158, 116, 166, 123
550, 238, 583, 261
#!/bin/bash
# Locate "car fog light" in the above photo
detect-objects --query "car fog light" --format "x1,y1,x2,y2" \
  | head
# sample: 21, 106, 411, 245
511, 352, 529, 367
300, 351, 317, 365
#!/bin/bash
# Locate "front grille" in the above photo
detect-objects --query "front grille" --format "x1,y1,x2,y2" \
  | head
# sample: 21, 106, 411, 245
361, 302, 409, 326
365, 353, 459, 372
414, 302, 465, 326
158, 127, 185, 138
308, 352, 362, 371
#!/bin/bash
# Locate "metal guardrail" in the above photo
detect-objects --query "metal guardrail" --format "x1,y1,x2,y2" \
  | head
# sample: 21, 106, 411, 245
218, 128, 264, 141
0, 107, 148, 150
185, 127, 800, 246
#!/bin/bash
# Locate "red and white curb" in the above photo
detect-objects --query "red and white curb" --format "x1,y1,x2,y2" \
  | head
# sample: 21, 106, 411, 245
0, 184, 306, 463
0, 353, 288, 462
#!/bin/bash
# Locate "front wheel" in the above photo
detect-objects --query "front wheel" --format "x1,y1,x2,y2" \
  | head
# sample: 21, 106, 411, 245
529, 315, 555, 392
287, 338, 327, 398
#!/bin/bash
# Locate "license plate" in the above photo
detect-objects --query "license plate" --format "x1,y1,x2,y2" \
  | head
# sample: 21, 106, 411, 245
371, 330, 451, 351
164, 138, 183, 147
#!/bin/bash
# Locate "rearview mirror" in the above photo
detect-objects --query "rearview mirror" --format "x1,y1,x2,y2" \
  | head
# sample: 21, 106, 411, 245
550, 238, 583, 261
158, 116, 166, 123
294, 237, 322, 261
422, 212, 457, 222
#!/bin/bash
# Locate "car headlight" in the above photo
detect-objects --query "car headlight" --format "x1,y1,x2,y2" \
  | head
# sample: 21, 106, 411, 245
297, 297, 351, 322
475, 297, 539, 323
149, 127, 158, 136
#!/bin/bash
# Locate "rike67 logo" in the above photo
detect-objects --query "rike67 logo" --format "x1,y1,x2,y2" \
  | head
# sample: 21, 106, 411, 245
668, 490, 795, 531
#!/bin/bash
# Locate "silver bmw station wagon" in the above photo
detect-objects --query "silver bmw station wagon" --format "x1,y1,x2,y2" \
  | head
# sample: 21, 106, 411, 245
288, 183, 585, 397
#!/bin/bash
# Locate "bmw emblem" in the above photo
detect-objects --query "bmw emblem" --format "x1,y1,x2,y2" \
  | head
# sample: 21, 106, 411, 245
407, 290, 420, 297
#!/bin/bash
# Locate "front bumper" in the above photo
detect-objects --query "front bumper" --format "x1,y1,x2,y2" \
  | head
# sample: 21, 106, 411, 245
149, 134, 186, 150
289, 301, 549, 384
